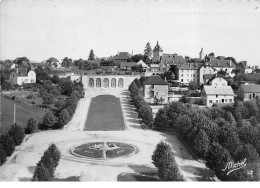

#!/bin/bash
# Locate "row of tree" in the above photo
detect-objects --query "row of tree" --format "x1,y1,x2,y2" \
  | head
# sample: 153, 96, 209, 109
32, 144, 61, 181
129, 78, 153, 127
0, 124, 25, 166
153, 101, 260, 181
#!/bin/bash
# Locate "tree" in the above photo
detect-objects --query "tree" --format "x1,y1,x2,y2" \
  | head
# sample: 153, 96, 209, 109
46, 57, 59, 67
32, 164, 52, 181
152, 141, 172, 169
45, 144, 61, 168
144, 42, 152, 59
154, 107, 169, 129
179, 94, 190, 104
61, 57, 73, 68
250, 116, 258, 127
51, 74, 60, 84
0, 144, 7, 165
57, 109, 70, 128
43, 111, 56, 129
38, 154, 56, 177
137, 106, 153, 127
13, 57, 30, 68
0, 134, 15, 156
25, 118, 38, 134
209, 52, 215, 56
8, 124, 25, 146
193, 129, 210, 158
42, 93, 55, 105
88, 49, 95, 61
188, 81, 199, 90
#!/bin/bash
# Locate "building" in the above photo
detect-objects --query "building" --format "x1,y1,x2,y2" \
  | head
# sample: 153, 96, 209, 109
137, 60, 148, 70
177, 62, 203, 85
199, 48, 206, 60
143, 76, 168, 104
160, 53, 186, 65
207, 76, 228, 87
208, 59, 236, 77
198, 64, 216, 85
112, 52, 132, 62
203, 74, 215, 85
152, 41, 163, 62
237, 61, 253, 74
120, 62, 137, 70
145, 64, 164, 77
9, 68, 36, 85
202, 85, 234, 107
237, 84, 260, 101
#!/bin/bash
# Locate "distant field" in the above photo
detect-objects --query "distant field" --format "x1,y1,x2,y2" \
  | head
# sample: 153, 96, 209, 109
84, 95, 125, 131
0, 96, 46, 133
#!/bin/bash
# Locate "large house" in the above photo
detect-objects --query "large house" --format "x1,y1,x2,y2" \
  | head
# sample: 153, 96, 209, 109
143, 76, 168, 104
206, 75, 228, 87
198, 64, 217, 85
120, 62, 137, 70
202, 85, 234, 107
237, 84, 260, 101
112, 52, 132, 62
9, 68, 36, 85
207, 59, 236, 77
177, 62, 203, 85
160, 53, 186, 65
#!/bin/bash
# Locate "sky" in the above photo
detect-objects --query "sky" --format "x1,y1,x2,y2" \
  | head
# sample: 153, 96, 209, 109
1, 0, 260, 65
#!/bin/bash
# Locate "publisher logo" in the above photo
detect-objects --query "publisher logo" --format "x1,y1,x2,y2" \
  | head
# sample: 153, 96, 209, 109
222, 158, 247, 175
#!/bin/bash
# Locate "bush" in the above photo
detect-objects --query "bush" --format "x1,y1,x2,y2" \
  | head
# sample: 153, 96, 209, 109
38, 155, 56, 177
152, 141, 172, 169
8, 124, 25, 146
0, 134, 15, 156
45, 144, 61, 168
153, 107, 169, 130
157, 160, 184, 181
25, 118, 38, 134
193, 129, 210, 159
0, 144, 7, 165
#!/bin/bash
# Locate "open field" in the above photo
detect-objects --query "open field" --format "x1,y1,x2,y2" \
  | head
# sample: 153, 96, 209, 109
0, 96, 46, 133
84, 95, 125, 131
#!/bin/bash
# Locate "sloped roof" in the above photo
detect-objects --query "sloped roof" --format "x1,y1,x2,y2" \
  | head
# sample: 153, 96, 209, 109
113, 52, 131, 60
217, 56, 226, 60
144, 76, 168, 85
240, 84, 260, 93
137, 60, 147, 67
178, 62, 203, 70
208, 59, 236, 68
160, 54, 186, 65
153, 41, 163, 52
120, 62, 137, 68
203, 86, 234, 95
204, 85, 234, 95
11, 68, 29, 77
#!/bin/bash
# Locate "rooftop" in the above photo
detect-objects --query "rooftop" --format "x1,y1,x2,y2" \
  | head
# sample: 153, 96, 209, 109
240, 84, 260, 93
178, 62, 203, 70
203, 85, 234, 95
144, 76, 168, 85
208, 59, 236, 68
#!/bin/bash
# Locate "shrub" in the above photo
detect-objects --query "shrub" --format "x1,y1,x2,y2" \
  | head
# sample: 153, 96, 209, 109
157, 160, 184, 181
32, 164, 52, 181
152, 141, 172, 169
45, 144, 61, 167
43, 111, 56, 129
153, 107, 169, 130
8, 124, 25, 146
137, 106, 153, 127
38, 155, 56, 177
0, 134, 15, 156
0, 144, 7, 165
25, 118, 38, 134
250, 116, 258, 127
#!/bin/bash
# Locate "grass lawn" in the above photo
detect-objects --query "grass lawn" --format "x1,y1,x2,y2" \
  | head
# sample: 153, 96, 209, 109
84, 95, 125, 131
0, 96, 46, 133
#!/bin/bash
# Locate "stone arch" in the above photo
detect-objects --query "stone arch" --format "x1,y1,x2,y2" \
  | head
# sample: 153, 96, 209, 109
111, 78, 116, 88
118, 78, 124, 88
96, 78, 101, 88
103, 78, 109, 88
89, 78, 94, 88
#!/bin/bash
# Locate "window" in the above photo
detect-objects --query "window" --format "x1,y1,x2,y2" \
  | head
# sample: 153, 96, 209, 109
249, 94, 252, 99
216, 100, 219, 103
222, 99, 224, 103
31, 79, 34, 82
225, 99, 227, 102
209, 100, 212, 103
181, 79, 183, 82
181, 74, 183, 77
253, 93, 255, 98
216, 95, 218, 98
229, 99, 232, 102
203, 70, 205, 73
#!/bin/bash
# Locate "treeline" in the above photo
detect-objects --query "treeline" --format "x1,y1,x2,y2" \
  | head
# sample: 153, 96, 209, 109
0, 124, 25, 166
32, 144, 61, 181
128, 78, 153, 127
154, 101, 260, 181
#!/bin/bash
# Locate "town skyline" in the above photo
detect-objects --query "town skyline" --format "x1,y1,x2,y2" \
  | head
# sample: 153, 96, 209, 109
1, 0, 260, 65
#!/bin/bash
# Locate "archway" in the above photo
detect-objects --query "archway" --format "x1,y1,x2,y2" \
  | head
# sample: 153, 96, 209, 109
103, 78, 109, 88
118, 78, 124, 88
96, 78, 101, 88
111, 78, 116, 88
89, 78, 94, 88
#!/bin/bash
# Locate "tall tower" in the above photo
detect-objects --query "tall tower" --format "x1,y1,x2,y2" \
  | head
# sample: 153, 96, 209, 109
199, 48, 205, 60
153, 41, 163, 63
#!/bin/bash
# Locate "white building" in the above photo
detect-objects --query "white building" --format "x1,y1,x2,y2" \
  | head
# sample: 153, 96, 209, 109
208, 59, 236, 77
9, 68, 36, 85
198, 64, 216, 85
178, 63, 202, 85
202, 86, 234, 107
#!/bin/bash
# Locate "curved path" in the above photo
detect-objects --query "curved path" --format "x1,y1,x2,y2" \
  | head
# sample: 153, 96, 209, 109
0, 89, 217, 181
